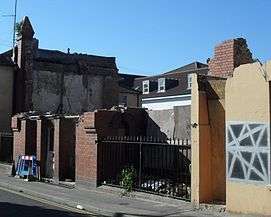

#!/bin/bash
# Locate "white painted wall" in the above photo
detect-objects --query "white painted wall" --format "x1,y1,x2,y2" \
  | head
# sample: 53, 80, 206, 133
142, 94, 191, 110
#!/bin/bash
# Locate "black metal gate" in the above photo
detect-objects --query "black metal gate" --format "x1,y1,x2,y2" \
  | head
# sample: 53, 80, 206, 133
98, 136, 191, 200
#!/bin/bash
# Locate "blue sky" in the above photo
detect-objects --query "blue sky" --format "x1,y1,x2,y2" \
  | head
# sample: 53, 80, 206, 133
0, 0, 270, 75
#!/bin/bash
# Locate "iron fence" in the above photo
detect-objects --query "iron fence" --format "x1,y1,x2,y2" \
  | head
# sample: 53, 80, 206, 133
98, 136, 191, 200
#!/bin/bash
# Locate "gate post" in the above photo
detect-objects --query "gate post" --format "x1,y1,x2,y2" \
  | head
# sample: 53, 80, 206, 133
76, 112, 99, 188
191, 74, 212, 205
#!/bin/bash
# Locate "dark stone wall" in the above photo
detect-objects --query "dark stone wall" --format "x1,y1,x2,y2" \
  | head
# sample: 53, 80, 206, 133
30, 61, 119, 114
13, 17, 119, 115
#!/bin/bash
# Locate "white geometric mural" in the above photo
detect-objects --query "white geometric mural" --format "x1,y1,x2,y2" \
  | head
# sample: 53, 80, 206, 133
227, 122, 270, 183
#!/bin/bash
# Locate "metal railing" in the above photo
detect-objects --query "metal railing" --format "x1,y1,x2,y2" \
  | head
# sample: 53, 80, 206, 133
98, 136, 191, 200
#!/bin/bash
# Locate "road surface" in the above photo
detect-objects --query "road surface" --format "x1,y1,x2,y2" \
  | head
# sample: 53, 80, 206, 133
0, 188, 94, 217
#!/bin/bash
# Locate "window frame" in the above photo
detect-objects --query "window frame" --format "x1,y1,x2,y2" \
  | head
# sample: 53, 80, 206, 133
158, 78, 166, 93
142, 80, 150, 94
187, 74, 193, 89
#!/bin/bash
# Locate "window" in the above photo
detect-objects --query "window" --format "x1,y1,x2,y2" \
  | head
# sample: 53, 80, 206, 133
187, 74, 192, 89
142, 80, 149, 94
158, 78, 165, 92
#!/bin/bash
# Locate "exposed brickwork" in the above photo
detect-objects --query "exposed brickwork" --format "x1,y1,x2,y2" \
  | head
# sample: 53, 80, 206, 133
15, 17, 36, 112
12, 117, 25, 162
75, 108, 148, 187
208, 38, 253, 77
12, 116, 38, 163
76, 112, 98, 187
12, 113, 77, 182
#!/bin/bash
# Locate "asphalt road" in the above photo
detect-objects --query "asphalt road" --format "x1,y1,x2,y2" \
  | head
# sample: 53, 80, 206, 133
0, 188, 95, 217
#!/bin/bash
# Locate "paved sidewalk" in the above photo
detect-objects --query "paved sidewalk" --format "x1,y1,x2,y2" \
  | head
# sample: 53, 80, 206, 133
0, 165, 257, 217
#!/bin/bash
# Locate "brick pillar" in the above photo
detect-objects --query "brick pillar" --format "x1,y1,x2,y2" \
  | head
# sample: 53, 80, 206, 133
11, 117, 26, 163
15, 17, 37, 112
76, 112, 99, 187
53, 118, 60, 183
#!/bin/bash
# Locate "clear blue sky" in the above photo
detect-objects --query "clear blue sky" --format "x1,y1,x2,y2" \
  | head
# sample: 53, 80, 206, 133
0, 0, 270, 75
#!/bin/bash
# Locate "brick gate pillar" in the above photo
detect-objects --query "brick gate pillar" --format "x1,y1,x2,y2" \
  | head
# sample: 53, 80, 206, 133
12, 116, 26, 164
76, 112, 99, 187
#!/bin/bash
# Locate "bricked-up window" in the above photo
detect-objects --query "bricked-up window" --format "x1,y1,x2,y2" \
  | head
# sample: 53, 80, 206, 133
158, 78, 165, 92
187, 74, 192, 89
143, 80, 149, 94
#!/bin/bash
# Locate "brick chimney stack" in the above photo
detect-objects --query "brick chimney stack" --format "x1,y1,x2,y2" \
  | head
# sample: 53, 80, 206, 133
208, 38, 253, 77
14, 16, 37, 112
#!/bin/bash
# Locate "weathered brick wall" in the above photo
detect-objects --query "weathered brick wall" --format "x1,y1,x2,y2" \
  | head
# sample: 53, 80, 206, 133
11, 117, 25, 162
208, 38, 253, 77
12, 117, 38, 163
76, 112, 98, 187
75, 108, 148, 187
15, 17, 36, 112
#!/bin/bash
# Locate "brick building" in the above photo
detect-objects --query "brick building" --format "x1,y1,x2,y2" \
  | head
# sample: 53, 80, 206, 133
1, 16, 119, 116
11, 108, 148, 184
0, 16, 119, 163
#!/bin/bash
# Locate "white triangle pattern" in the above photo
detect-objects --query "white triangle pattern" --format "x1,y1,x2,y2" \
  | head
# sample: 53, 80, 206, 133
227, 123, 270, 183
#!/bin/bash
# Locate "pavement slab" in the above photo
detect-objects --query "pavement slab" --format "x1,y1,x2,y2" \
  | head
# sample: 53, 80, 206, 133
0, 166, 260, 217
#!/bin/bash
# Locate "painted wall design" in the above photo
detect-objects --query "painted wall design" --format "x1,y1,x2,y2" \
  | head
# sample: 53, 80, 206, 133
227, 122, 270, 183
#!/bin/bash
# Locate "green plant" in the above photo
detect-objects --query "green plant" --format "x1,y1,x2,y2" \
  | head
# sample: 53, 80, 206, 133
120, 166, 136, 195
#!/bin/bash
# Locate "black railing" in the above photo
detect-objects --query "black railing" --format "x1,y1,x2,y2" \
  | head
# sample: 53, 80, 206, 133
98, 136, 191, 200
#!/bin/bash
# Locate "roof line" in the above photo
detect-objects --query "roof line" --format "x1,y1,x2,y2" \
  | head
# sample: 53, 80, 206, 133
37, 48, 116, 59
135, 67, 209, 80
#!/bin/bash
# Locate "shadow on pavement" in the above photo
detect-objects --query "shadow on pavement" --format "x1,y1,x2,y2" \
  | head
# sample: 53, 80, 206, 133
112, 210, 197, 217
0, 202, 100, 217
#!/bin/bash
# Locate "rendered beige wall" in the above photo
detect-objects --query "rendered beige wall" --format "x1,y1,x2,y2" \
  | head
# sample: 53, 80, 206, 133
191, 74, 226, 204
225, 61, 271, 215
191, 74, 213, 204
191, 74, 201, 203
0, 66, 14, 132
208, 79, 226, 202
